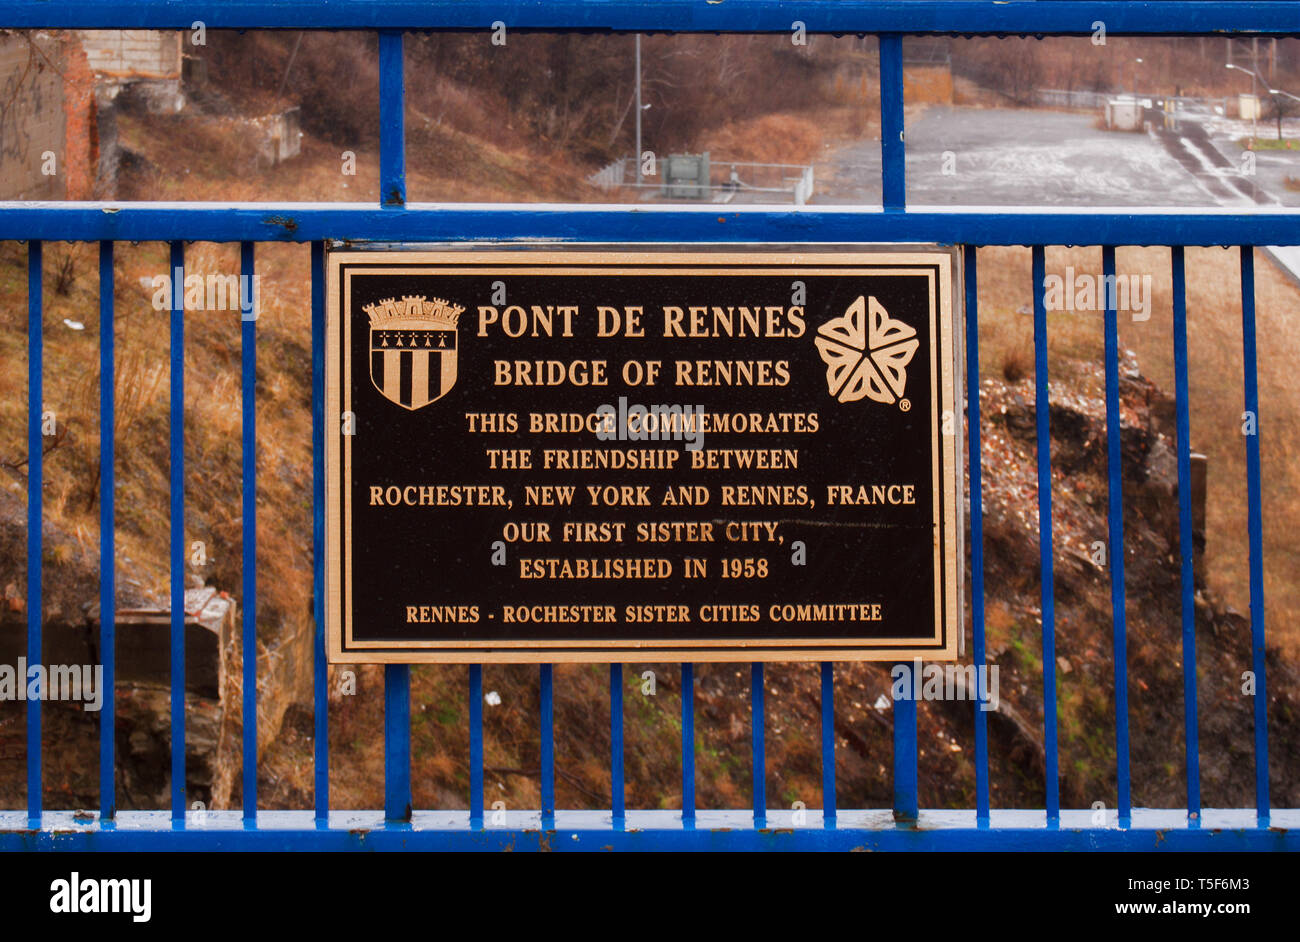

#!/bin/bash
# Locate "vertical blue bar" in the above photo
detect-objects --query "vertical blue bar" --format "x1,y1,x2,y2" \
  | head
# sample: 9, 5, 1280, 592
310, 240, 329, 823
820, 662, 835, 828
1102, 246, 1132, 828
379, 27, 410, 828
98, 241, 115, 821
240, 241, 257, 824
1171, 246, 1201, 825
540, 663, 554, 829
1239, 246, 1269, 825
751, 662, 765, 829
469, 663, 483, 828
681, 663, 694, 828
384, 663, 410, 821
610, 663, 624, 830
378, 30, 406, 206
892, 661, 918, 823
169, 240, 185, 823
26, 240, 42, 827
1032, 245, 1060, 826
964, 245, 990, 827
878, 33, 906, 211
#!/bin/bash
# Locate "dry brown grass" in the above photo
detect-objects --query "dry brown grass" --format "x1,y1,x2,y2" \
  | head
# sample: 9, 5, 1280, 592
700, 113, 826, 165
974, 245, 1300, 660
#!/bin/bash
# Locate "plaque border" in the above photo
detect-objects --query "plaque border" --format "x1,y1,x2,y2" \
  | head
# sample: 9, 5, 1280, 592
326, 248, 960, 663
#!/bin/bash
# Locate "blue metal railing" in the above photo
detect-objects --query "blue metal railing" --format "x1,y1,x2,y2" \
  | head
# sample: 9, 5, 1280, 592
681, 663, 695, 829
169, 240, 186, 822
609, 663, 624, 830
0, 1, 1296, 850
1172, 246, 1201, 826
3, 1, 1300, 34
25, 241, 41, 830
1031, 245, 1060, 826
963, 246, 989, 829
241, 239, 257, 824
1103, 245, 1133, 830
98, 240, 116, 822
1240, 246, 1271, 825
5, 206, 1300, 245
820, 661, 836, 829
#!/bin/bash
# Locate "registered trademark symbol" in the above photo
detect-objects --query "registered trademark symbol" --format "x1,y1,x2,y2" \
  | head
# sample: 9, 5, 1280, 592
899, 398, 911, 412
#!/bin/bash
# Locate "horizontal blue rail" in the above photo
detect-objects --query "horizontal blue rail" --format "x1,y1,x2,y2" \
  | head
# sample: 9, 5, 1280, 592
3, 204, 1300, 246
2, 811, 1298, 851
2, 1, 1299, 35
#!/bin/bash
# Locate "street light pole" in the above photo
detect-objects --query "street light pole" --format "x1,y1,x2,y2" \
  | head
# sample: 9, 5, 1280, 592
1227, 62, 1264, 141
635, 33, 643, 185
1269, 87, 1300, 140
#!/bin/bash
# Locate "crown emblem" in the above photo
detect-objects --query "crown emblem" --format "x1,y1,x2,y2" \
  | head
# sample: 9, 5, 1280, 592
363, 295, 465, 327
365, 294, 463, 411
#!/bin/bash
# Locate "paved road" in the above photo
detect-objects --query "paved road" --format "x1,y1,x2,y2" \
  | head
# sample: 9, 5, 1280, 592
1145, 106, 1284, 207
816, 105, 1300, 210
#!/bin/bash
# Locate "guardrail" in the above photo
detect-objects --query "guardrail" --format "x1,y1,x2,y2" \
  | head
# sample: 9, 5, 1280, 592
0, 0, 1296, 851
587, 157, 815, 204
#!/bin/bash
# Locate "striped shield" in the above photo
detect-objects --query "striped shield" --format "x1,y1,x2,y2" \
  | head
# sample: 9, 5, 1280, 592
369, 321, 458, 410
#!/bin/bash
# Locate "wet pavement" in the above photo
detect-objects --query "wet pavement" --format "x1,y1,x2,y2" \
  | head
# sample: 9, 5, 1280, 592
816, 105, 1300, 210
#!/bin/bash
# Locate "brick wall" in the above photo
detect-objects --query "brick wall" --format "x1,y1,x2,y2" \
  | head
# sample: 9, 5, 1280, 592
62, 37, 97, 200
77, 29, 182, 80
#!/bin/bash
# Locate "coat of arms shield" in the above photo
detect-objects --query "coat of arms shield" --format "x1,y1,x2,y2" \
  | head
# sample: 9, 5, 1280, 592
363, 295, 464, 410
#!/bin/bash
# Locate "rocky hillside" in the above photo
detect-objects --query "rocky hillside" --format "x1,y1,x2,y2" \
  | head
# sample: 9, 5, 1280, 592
969, 351, 1297, 810
10, 348, 1290, 814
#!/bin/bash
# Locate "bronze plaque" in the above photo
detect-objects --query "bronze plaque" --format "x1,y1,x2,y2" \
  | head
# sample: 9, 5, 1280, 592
326, 248, 960, 662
